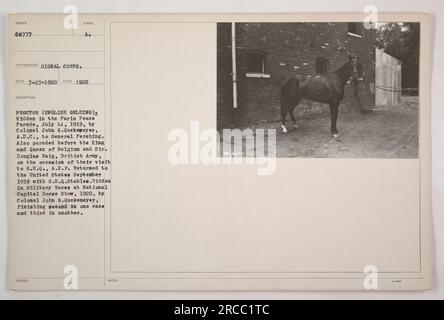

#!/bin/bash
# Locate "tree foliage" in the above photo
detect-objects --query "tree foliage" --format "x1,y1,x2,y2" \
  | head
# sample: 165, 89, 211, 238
376, 23, 420, 90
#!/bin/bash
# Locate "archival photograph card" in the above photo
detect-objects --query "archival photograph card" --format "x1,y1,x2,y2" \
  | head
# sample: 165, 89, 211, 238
7, 13, 432, 291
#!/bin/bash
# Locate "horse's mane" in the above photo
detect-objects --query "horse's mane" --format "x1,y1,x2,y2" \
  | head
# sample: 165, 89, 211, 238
333, 60, 354, 84
333, 60, 351, 74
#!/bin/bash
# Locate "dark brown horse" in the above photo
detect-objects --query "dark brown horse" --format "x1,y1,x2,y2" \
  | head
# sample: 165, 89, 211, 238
280, 54, 364, 137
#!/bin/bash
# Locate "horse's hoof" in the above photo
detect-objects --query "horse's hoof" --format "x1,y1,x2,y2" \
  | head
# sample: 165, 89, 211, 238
281, 125, 288, 134
332, 133, 340, 138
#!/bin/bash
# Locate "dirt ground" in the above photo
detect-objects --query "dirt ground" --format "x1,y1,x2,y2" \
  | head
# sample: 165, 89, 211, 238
222, 96, 418, 159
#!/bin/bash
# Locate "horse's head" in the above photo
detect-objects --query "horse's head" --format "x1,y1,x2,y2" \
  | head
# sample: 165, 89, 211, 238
348, 54, 364, 81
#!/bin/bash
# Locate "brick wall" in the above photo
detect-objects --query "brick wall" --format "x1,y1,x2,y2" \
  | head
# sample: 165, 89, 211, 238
216, 23, 234, 128
217, 23, 376, 128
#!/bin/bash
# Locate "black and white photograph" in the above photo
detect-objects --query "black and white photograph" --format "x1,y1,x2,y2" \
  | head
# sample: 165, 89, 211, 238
217, 22, 420, 158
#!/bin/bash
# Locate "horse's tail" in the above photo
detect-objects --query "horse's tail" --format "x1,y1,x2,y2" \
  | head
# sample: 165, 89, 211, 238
281, 77, 300, 116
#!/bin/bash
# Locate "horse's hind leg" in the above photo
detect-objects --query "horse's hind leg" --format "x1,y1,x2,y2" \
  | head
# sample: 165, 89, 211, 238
280, 113, 288, 134
281, 78, 300, 134
280, 97, 289, 134
329, 100, 340, 138
289, 98, 301, 130
289, 110, 297, 129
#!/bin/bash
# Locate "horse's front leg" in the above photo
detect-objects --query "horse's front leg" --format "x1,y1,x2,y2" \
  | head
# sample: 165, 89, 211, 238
329, 101, 340, 138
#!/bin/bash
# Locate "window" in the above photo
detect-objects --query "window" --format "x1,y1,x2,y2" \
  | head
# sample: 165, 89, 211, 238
246, 50, 269, 78
246, 51, 266, 73
347, 22, 362, 38
316, 57, 329, 74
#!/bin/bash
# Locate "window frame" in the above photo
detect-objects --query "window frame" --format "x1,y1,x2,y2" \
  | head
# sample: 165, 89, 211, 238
245, 50, 270, 78
347, 22, 363, 38
315, 57, 329, 74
